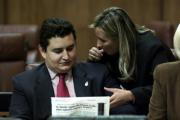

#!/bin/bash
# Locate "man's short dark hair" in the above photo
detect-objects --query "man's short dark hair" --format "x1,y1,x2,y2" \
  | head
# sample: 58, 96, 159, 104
39, 18, 76, 51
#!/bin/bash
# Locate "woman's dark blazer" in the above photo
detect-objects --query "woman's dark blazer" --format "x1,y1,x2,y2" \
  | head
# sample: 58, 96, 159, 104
97, 31, 175, 114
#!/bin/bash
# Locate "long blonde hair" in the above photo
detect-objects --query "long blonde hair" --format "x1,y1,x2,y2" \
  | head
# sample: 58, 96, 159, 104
90, 7, 150, 81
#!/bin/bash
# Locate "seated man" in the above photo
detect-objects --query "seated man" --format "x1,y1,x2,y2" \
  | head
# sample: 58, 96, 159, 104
9, 18, 120, 120
148, 24, 180, 119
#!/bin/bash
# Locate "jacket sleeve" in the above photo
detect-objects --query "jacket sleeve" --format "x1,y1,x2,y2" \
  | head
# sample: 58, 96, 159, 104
131, 42, 175, 114
148, 65, 167, 119
9, 76, 32, 120
101, 66, 120, 96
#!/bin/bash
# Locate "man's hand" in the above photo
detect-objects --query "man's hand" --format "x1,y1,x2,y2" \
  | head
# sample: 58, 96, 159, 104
104, 87, 135, 108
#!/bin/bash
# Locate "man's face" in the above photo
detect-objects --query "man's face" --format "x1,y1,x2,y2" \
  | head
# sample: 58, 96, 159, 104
95, 27, 119, 55
40, 33, 77, 73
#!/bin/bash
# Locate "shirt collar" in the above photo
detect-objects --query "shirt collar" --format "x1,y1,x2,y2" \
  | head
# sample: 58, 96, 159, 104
46, 66, 72, 80
47, 67, 57, 80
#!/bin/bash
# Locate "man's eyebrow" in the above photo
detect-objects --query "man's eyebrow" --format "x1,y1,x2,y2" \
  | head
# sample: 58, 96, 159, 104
52, 48, 62, 51
67, 44, 75, 48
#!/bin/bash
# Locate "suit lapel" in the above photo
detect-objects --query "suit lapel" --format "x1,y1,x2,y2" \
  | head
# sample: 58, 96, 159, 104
35, 66, 54, 97
72, 65, 92, 97
34, 64, 54, 118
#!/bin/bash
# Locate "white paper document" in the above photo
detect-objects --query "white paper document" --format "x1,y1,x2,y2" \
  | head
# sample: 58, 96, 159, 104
51, 97, 110, 117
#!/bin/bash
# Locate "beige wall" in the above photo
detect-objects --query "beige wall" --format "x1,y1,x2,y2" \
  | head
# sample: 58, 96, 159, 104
1, 0, 179, 60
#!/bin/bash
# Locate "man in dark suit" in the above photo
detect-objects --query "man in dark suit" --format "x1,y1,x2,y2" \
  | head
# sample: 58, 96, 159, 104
9, 18, 119, 120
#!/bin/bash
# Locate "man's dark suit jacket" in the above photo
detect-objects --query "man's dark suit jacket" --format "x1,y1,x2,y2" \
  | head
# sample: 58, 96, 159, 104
10, 62, 119, 120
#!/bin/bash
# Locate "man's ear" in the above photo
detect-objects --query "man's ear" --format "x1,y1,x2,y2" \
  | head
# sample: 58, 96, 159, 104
39, 45, 46, 59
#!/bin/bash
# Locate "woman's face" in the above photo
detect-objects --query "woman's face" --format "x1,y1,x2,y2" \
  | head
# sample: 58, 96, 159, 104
94, 27, 119, 55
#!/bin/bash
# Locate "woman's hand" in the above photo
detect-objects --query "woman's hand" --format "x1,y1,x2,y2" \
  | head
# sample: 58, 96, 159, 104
104, 87, 135, 108
88, 47, 103, 61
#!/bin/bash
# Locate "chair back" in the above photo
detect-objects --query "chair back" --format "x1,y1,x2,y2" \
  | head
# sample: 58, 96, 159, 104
146, 21, 175, 48
0, 33, 26, 91
0, 92, 12, 117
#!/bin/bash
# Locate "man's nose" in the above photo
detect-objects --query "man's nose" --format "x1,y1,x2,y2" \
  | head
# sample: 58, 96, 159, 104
62, 50, 69, 59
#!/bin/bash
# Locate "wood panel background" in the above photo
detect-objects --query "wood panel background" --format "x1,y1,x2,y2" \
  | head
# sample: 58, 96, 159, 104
0, 0, 5, 24
0, 0, 179, 60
